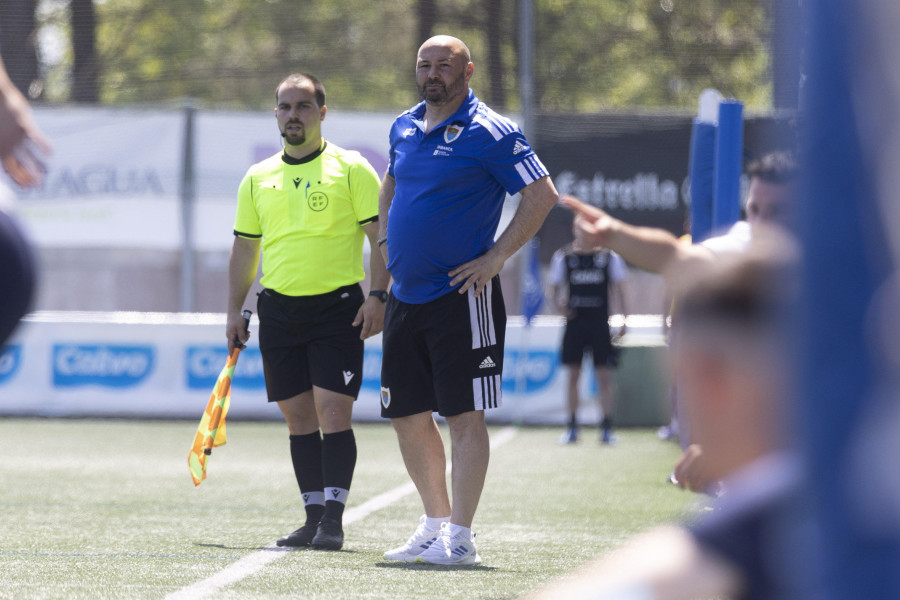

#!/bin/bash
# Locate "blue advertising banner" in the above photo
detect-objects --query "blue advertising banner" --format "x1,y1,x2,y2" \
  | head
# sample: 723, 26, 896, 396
52, 344, 155, 388
186, 346, 265, 390
0, 345, 22, 385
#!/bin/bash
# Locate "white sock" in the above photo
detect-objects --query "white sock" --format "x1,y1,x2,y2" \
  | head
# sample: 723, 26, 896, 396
448, 523, 471, 538
425, 515, 449, 530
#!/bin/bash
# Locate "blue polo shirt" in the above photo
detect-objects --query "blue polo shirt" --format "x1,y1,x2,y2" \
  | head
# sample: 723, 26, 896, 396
386, 89, 549, 303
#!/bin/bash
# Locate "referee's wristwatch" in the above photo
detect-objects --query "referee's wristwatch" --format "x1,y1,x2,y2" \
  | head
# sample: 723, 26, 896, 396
369, 290, 388, 303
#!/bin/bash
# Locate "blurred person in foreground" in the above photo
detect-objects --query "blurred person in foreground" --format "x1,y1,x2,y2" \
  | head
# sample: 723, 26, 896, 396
549, 213, 629, 445
378, 35, 558, 565
563, 152, 797, 493
521, 235, 819, 600
0, 54, 51, 346
227, 72, 389, 551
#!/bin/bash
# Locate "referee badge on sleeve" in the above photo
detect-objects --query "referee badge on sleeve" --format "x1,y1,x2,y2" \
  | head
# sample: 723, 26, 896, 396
380, 386, 391, 409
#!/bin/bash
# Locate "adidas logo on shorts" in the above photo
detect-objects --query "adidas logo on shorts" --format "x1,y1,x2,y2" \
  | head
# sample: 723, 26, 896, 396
479, 356, 496, 369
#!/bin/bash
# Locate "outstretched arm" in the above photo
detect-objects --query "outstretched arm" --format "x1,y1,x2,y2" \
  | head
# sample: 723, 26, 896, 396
0, 55, 51, 188
561, 195, 713, 278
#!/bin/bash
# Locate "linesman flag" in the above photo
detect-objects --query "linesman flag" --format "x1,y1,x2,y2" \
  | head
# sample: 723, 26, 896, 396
188, 310, 251, 486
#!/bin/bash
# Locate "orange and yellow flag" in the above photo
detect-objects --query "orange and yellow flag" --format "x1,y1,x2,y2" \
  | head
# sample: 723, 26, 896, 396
188, 347, 240, 486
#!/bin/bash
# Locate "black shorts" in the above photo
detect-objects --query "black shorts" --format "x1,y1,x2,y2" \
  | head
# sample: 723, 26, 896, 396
561, 313, 619, 368
256, 284, 364, 402
380, 276, 506, 418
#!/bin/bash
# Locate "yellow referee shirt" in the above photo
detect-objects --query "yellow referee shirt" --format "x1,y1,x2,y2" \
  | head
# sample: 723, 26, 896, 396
233, 141, 380, 296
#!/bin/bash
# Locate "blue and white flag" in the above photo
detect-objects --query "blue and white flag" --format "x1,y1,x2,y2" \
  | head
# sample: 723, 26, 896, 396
520, 238, 544, 325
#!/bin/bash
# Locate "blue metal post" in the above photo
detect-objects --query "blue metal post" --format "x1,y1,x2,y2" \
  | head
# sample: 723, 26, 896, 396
712, 100, 743, 232
688, 120, 716, 242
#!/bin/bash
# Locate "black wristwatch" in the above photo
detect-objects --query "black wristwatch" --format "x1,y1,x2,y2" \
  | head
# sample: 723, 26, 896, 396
369, 290, 388, 303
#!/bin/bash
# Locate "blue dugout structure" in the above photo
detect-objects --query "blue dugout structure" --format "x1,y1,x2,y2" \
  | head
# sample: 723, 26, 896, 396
688, 98, 744, 242
801, 1, 900, 598
688, 121, 716, 242
713, 100, 744, 231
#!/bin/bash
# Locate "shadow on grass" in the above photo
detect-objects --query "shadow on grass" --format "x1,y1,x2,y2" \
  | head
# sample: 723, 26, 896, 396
195, 543, 282, 552
375, 561, 497, 571
195, 542, 363, 556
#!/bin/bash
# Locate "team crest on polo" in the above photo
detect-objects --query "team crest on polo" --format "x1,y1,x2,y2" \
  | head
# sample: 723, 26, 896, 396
380, 386, 391, 409
444, 123, 464, 143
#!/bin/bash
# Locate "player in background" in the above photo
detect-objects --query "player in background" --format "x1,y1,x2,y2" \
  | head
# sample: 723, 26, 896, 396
549, 210, 629, 445
657, 214, 692, 444
226, 72, 389, 551
0, 53, 51, 346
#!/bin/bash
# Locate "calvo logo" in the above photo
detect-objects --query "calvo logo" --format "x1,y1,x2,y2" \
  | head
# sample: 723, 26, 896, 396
53, 344, 155, 388
501, 350, 558, 393
186, 346, 265, 390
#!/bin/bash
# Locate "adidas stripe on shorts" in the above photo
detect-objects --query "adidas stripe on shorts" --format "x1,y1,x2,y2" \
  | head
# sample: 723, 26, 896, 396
380, 276, 506, 418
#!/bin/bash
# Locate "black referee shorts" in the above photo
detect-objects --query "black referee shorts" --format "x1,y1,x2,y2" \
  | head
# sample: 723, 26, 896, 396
380, 276, 506, 419
560, 312, 619, 368
256, 284, 364, 402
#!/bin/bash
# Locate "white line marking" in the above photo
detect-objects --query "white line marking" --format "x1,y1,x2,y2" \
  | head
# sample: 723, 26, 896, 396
165, 426, 518, 600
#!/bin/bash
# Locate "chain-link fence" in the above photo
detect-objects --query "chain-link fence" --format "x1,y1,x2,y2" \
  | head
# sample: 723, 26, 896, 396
1, 0, 793, 114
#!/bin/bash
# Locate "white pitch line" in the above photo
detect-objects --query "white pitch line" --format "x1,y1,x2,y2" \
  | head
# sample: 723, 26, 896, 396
165, 425, 518, 600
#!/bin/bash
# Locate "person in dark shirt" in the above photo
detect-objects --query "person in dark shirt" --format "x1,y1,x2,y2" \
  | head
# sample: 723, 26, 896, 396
549, 213, 629, 445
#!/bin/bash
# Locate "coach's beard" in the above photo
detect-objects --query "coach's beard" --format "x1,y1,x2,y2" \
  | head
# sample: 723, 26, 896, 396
419, 80, 449, 104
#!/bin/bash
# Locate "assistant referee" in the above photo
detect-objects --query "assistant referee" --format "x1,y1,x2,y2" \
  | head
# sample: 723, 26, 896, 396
226, 72, 389, 551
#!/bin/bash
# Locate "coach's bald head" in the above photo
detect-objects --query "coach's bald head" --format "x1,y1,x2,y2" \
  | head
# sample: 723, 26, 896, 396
416, 35, 474, 108
418, 35, 471, 64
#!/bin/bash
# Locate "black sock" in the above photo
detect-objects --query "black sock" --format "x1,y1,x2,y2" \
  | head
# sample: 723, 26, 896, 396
321, 428, 357, 522
289, 432, 325, 524
600, 416, 613, 430
568, 414, 578, 429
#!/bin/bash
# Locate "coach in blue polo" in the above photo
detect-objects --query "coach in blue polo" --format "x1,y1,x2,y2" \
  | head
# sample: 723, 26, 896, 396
378, 35, 559, 565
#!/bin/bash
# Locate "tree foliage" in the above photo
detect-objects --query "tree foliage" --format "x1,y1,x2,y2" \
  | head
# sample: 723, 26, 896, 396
1, 0, 41, 99
94, 0, 418, 109
534, 0, 771, 110
32, 0, 773, 111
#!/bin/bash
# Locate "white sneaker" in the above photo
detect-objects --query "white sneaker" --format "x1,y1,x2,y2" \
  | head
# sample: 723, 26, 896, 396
383, 515, 442, 562
415, 522, 482, 565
